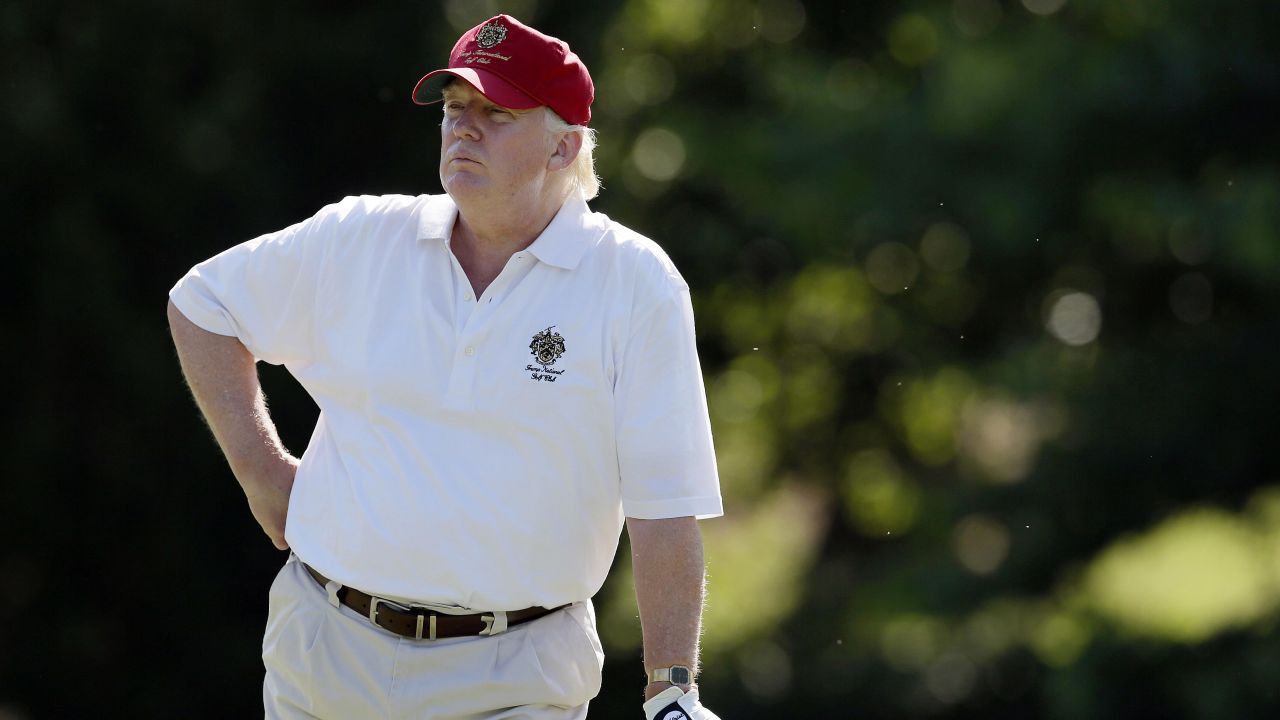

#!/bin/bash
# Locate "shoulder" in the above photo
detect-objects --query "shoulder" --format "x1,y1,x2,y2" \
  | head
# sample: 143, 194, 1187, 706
586, 209, 689, 299
311, 193, 434, 226
283, 194, 444, 252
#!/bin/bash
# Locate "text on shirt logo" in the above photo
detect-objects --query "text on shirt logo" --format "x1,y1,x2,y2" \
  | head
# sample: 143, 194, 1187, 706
527, 326, 566, 382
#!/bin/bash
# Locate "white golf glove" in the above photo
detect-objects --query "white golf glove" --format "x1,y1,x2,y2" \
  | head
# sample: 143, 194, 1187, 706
643, 686, 721, 720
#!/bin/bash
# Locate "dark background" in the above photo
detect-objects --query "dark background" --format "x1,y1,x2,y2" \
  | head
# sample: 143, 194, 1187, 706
4, 0, 1280, 717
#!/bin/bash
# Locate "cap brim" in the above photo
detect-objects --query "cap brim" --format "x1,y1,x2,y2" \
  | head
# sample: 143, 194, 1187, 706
411, 68, 541, 110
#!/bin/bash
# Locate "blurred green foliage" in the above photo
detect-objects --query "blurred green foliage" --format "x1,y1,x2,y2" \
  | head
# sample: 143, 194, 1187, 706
4, 0, 1279, 717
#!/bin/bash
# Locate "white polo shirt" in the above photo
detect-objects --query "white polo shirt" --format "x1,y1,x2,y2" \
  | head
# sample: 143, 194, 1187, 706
170, 193, 722, 610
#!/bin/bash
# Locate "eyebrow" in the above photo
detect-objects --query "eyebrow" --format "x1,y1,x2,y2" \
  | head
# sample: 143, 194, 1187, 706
440, 89, 532, 116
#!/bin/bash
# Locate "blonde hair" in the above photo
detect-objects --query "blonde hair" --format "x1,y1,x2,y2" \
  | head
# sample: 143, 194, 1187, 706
544, 109, 600, 200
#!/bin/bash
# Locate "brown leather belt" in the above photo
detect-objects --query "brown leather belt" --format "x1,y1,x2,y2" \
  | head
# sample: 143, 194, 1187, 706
304, 563, 562, 640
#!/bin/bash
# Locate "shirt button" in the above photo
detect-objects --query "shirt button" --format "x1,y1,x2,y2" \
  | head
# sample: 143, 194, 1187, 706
465, 294, 473, 302
464, 346, 476, 356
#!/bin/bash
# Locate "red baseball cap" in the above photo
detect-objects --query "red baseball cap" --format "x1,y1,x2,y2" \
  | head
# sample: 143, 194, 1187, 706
412, 15, 594, 126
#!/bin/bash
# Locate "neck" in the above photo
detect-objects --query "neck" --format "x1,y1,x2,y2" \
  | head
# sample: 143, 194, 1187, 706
452, 185, 570, 258
448, 186, 573, 298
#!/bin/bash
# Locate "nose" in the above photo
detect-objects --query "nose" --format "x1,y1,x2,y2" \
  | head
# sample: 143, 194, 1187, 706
450, 105, 482, 141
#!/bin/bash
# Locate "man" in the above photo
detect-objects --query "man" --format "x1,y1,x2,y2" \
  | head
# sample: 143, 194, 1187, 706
167, 14, 722, 720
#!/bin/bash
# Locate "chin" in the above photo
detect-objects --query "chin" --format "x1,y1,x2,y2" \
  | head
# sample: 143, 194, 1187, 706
444, 175, 490, 201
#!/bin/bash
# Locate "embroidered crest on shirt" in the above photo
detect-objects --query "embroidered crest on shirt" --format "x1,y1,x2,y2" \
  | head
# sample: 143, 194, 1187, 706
526, 326, 566, 382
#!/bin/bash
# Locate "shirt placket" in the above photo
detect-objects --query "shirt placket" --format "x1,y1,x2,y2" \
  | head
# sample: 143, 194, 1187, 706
442, 251, 536, 408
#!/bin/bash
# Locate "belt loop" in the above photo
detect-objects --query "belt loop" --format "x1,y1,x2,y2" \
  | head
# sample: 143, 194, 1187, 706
480, 611, 508, 636
412, 612, 439, 640
325, 580, 342, 609
412, 613, 438, 640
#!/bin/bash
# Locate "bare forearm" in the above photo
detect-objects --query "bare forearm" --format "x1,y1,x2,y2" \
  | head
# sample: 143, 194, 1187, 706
627, 515, 705, 700
167, 300, 295, 488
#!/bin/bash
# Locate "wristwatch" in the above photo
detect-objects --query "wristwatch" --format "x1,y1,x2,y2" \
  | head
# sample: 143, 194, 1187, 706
649, 665, 693, 685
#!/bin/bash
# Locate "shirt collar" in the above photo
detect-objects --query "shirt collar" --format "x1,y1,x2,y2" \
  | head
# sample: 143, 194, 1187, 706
416, 195, 458, 244
417, 194, 599, 271
524, 195, 597, 270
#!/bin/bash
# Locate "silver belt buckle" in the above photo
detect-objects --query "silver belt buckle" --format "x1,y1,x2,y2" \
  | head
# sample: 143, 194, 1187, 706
367, 595, 410, 624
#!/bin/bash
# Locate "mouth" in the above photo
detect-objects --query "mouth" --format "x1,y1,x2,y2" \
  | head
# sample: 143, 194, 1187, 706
446, 149, 482, 166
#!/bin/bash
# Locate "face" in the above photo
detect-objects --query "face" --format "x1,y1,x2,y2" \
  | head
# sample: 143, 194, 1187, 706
438, 81, 555, 209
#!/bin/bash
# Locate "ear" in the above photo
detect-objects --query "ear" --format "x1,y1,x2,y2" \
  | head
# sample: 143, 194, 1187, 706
547, 130, 583, 172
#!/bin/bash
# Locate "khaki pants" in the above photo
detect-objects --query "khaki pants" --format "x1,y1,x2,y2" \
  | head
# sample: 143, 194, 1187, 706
263, 555, 603, 719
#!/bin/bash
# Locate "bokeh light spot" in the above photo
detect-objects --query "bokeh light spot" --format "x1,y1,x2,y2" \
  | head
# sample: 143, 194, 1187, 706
1081, 508, 1276, 643
865, 242, 919, 295
920, 222, 972, 272
700, 487, 829, 651
784, 264, 877, 352
622, 54, 676, 106
888, 14, 939, 67
632, 127, 686, 181
1045, 291, 1101, 346
1168, 217, 1212, 265
952, 0, 1003, 37
889, 368, 976, 466
843, 449, 921, 536
953, 514, 1011, 575
1028, 610, 1091, 667
639, 0, 713, 45
754, 0, 807, 44
925, 651, 978, 704
880, 614, 948, 671
1021, 0, 1069, 17
781, 349, 840, 430
958, 395, 1059, 483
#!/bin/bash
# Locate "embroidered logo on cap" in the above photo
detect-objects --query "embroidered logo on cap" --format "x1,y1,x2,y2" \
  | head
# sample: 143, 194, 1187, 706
526, 326, 566, 382
476, 19, 508, 49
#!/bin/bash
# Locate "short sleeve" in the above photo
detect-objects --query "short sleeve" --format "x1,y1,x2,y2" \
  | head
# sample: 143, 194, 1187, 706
168, 200, 349, 366
615, 284, 723, 520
